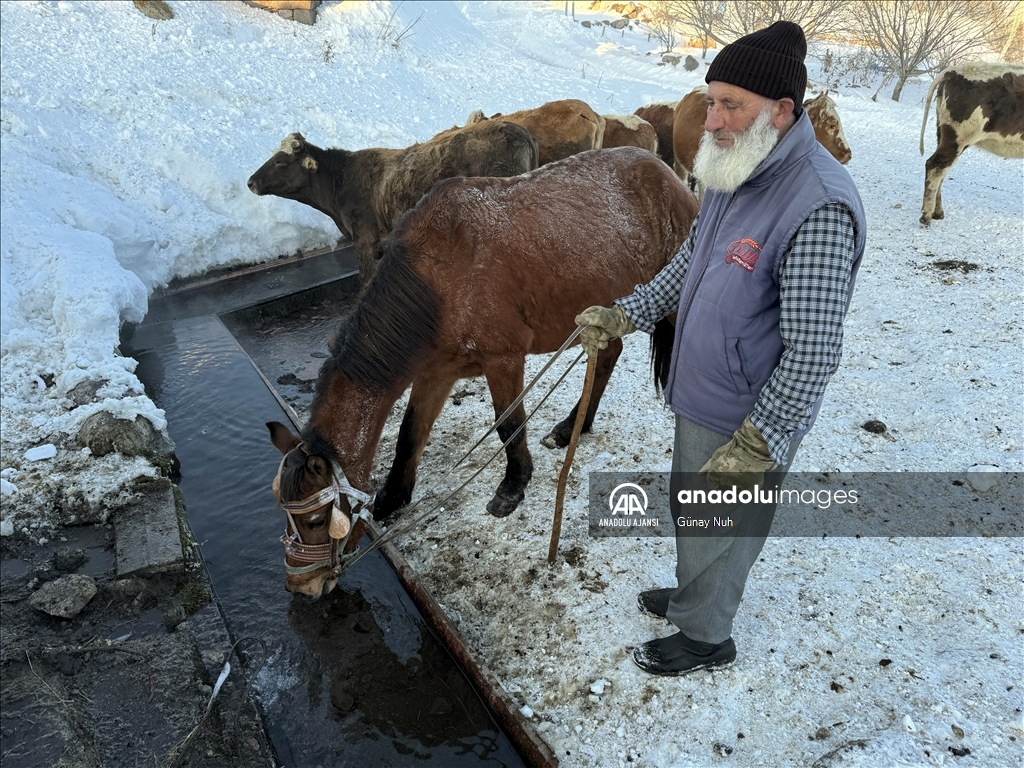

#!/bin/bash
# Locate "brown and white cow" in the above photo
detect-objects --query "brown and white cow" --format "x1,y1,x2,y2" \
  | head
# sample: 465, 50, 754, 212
248, 121, 539, 285
672, 86, 853, 202
634, 101, 678, 167
437, 99, 605, 166
600, 114, 658, 154
919, 62, 1024, 225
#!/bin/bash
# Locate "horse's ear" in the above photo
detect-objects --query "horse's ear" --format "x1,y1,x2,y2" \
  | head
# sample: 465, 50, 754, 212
267, 421, 301, 455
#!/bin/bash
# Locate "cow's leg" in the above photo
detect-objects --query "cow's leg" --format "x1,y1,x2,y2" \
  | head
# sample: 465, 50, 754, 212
482, 356, 533, 518
542, 338, 622, 449
921, 124, 961, 225
374, 375, 456, 520
354, 237, 378, 287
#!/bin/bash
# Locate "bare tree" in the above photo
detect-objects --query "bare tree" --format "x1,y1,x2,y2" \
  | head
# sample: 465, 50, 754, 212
717, 0, 851, 44
999, 4, 1024, 62
663, 0, 726, 58
642, 1, 681, 52
854, 0, 1020, 102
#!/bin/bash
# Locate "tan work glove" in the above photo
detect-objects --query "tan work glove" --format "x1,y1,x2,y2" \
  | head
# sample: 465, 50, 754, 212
574, 305, 636, 356
699, 418, 778, 493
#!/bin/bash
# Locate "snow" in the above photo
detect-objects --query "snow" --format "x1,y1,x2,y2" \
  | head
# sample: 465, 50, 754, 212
1, 2, 1021, 767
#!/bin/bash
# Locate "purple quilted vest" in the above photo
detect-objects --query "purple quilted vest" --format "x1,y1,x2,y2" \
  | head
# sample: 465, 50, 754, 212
665, 111, 866, 437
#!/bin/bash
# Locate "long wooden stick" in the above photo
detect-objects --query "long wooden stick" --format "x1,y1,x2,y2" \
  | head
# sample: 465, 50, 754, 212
548, 352, 598, 564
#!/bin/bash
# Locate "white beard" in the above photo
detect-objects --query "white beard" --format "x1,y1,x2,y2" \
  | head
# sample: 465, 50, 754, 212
692, 105, 780, 193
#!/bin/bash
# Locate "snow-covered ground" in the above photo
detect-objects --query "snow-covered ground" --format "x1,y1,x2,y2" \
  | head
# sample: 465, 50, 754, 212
1, 2, 1021, 766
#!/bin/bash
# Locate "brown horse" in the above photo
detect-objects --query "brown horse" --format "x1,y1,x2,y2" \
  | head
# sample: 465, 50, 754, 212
268, 147, 698, 596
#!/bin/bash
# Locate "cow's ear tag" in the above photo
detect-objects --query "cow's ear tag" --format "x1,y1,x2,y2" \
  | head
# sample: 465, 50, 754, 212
329, 505, 350, 539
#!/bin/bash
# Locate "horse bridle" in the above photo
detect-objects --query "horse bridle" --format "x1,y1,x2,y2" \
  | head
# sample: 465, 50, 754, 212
272, 444, 374, 578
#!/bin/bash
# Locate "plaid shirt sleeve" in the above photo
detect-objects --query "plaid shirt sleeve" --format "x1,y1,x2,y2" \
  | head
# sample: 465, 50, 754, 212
749, 203, 858, 464
613, 216, 700, 332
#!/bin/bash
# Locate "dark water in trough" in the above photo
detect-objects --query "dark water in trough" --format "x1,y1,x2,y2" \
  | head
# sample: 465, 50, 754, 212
125, 302, 524, 766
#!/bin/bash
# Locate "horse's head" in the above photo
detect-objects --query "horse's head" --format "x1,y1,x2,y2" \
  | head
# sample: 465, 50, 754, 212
267, 421, 371, 599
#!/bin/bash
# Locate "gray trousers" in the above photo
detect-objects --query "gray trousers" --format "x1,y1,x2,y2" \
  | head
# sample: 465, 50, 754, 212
666, 416, 801, 644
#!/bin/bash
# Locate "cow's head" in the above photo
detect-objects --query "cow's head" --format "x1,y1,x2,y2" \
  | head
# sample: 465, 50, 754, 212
804, 91, 852, 165
247, 132, 320, 197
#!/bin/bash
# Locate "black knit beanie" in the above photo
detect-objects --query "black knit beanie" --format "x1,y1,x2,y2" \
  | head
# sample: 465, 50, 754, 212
706, 21, 807, 115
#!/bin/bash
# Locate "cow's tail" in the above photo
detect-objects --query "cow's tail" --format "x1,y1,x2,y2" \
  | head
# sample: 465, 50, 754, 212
920, 71, 945, 155
650, 317, 675, 395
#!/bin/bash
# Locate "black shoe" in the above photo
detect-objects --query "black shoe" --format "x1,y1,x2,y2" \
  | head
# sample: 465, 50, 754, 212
632, 631, 737, 676
637, 587, 674, 619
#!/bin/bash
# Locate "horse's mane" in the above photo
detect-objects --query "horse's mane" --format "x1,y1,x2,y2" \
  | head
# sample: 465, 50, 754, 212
311, 239, 440, 407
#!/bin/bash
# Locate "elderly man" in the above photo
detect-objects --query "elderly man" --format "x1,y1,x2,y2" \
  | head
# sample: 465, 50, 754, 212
576, 21, 865, 676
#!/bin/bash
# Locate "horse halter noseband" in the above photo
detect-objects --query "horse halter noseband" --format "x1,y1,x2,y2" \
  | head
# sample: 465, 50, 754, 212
272, 443, 374, 578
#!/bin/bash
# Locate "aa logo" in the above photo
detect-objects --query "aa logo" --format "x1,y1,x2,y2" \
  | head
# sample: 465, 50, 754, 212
609, 483, 648, 516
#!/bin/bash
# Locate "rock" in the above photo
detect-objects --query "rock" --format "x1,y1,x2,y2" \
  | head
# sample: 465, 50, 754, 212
684, 54, 700, 71
661, 53, 681, 66
77, 412, 178, 475
66, 378, 107, 409
104, 576, 149, 601
114, 477, 184, 577
331, 689, 355, 713
861, 420, 887, 434
162, 606, 187, 630
53, 548, 88, 573
29, 574, 97, 618
581, 20, 592, 28
610, 18, 628, 29
132, 0, 174, 20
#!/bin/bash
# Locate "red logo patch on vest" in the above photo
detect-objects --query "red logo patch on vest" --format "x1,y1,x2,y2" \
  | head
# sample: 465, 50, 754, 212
725, 238, 761, 273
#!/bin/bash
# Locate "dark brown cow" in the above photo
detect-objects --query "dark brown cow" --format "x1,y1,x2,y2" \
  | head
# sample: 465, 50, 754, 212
601, 114, 658, 154
672, 86, 853, 201
248, 120, 539, 284
634, 101, 677, 167
919, 62, 1024, 225
437, 99, 605, 166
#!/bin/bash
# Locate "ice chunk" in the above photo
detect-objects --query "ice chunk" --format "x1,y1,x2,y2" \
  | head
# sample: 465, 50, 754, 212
966, 465, 1000, 492
24, 444, 57, 461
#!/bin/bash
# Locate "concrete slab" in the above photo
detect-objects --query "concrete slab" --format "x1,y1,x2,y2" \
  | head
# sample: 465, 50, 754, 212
115, 478, 184, 577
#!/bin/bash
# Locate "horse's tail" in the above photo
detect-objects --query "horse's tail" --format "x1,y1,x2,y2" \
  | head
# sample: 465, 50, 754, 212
650, 317, 675, 394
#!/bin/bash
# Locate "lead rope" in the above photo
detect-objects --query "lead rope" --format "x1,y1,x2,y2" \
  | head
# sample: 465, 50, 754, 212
335, 343, 588, 574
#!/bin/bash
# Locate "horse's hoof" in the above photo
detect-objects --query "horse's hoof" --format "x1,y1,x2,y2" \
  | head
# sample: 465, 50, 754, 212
373, 488, 410, 521
486, 490, 523, 518
541, 427, 570, 450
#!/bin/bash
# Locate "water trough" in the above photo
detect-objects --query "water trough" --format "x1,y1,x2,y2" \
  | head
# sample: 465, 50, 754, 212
123, 246, 557, 767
